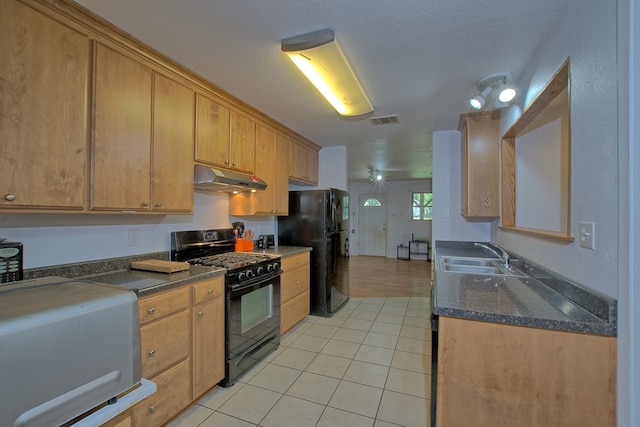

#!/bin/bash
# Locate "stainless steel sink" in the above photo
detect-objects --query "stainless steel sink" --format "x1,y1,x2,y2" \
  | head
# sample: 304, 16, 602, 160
442, 256, 495, 267
439, 256, 526, 277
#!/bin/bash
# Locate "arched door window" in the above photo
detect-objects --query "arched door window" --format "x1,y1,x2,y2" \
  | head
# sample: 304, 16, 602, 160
363, 198, 381, 207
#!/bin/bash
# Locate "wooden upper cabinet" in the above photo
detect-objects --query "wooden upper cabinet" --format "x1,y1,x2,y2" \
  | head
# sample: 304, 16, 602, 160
151, 73, 195, 213
195, 94, 231, 167
273, 133, 290, 213
458, 111, 501, 219
0, 0, 90, 210
251, 125, 277, 214
92, 43, 194, 213
230, 125, 288, 215
196, 95, 255, 174
288, 139, 319, 185
92, 43, 153, 211
229, 110, 256, 173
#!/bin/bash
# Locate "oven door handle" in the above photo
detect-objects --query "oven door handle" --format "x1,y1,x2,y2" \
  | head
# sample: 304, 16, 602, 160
229, 271, 281, 292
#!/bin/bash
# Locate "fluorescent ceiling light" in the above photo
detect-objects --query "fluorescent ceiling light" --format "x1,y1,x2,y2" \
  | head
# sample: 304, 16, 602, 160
282, 29, 373, 117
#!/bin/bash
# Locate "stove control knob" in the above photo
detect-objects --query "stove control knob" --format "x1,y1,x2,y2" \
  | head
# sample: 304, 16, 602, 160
256, 267, 264, 275
271, 262, 280, 272
246, 269, 255, 278
238, 272, 246, 281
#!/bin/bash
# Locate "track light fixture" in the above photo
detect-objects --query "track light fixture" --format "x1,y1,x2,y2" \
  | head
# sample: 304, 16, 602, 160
469, 72, 517, 110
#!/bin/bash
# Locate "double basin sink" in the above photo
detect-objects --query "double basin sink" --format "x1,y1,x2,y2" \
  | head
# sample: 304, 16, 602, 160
439, 256, 526, 277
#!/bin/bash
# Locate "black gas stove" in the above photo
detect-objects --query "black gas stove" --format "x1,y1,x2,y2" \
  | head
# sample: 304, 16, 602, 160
170, 228, 281, 387
170, 229, 281, 285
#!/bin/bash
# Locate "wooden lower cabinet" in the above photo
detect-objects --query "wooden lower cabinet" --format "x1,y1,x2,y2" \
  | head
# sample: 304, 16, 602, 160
139, 309, 190, 378
131, 278, 225, 427
282, 290, 310, 334
436, 316, 616, 427
192, 277, 225, 399
131, 359, 191, 427
280, 252, 311, 334
101, 410, 131, 427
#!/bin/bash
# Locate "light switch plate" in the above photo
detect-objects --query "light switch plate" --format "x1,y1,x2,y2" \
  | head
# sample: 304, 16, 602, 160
579, 222, 595, 249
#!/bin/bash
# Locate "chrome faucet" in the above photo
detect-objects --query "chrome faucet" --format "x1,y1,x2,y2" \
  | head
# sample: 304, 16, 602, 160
474, 242, 510, 269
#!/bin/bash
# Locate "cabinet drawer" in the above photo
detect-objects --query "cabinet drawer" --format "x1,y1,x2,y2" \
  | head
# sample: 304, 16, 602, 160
138, 287, 190, 324
140, 309, 190, 378
281, 290, 310, 334
281, 252, 309, 272
192, 276, 224, 304
281, 267, 310, 302
131, 358, 191, 427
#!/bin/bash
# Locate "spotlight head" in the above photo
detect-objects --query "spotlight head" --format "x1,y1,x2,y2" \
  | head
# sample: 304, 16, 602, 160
498, 87, 517, 103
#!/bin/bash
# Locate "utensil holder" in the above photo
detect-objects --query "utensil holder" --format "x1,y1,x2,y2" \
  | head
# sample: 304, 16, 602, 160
235, 238, 254, 252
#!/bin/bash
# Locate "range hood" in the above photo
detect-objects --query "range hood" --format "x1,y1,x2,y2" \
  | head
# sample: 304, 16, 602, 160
194, 164, 267, 192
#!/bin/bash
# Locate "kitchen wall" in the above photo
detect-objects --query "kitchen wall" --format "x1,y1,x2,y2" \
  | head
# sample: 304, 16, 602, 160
433, 0, 617, 298
495, 0, 618, 298
0, 192, 231, 269
348, 179, 432, 258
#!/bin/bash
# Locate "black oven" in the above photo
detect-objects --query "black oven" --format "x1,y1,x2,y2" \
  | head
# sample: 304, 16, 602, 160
224, 272, 280, 387
171, 229, 282, 388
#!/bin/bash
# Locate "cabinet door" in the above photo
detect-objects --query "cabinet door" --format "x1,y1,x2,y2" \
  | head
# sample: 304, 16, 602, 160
273, 133, 290, 214
288, 140, 318, 185
195, 94, 230, 167
0, 1, 89, 209
140, 309, 190, 378
460, 113, 500, 218
229, 110, 255, 173
192, 295, 224, 398
92, 43, 152, 211
281, 290, 310, 334
131, 358, 191, 427
306, 146, 319, 184
252, 125, 276, 214
152, 73, 194, 212
288, 140, 308, 182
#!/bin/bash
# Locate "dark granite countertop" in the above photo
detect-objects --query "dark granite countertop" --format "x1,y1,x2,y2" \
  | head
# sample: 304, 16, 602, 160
80, 265, 226, 296
23, 246, 311, 297
433, 241, 617, 336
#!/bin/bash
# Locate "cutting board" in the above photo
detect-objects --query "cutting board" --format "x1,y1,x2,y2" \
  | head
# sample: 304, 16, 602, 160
131, 259, 190, 273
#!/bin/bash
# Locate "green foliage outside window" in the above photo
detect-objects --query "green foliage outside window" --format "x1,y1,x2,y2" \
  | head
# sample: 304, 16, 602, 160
412, 192, 433, 220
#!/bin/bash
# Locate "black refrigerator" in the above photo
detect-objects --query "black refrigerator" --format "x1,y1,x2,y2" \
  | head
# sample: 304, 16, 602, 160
278, 189, 349, 316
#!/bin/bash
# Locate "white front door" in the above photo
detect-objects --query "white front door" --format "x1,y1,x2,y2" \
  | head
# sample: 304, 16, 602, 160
358, 193, 387, 257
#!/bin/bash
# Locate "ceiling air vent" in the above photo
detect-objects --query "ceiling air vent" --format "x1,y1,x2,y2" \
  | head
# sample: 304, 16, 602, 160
369, 115, 400, 125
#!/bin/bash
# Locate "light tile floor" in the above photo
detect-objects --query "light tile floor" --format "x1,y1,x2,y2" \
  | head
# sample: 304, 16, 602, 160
168, 296, 432, 427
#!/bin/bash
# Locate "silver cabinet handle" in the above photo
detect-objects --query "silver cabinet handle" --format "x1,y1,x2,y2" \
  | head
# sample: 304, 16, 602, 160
149, 405, 157, 413
148, 307, 155, 314
148, 349, 156, 357
197, 311, 204, 317
208, 288, 213, 294
4, 194, 15, 201
142, 201, 149, 207
154, 202, 162, 207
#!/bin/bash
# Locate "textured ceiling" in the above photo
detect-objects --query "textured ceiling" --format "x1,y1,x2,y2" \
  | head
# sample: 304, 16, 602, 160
75, 0, 570, 182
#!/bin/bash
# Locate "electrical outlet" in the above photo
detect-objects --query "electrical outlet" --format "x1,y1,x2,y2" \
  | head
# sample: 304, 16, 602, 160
579, 222, 595, 249
128, 229, 140, 246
